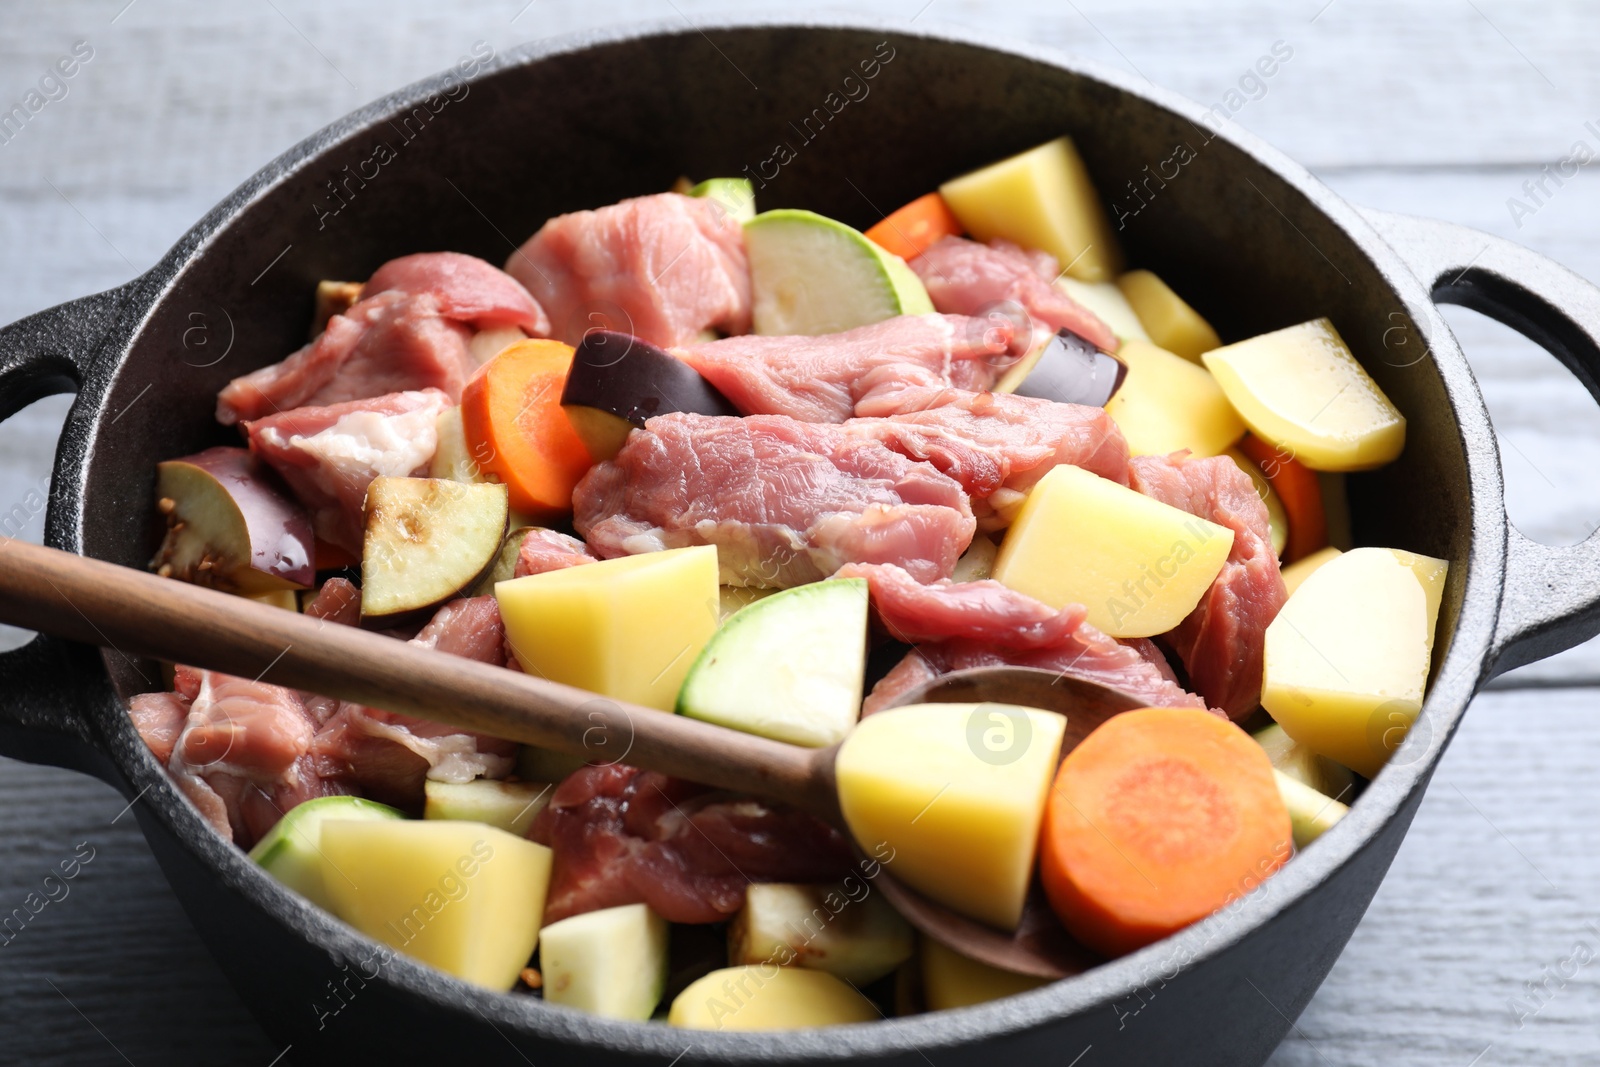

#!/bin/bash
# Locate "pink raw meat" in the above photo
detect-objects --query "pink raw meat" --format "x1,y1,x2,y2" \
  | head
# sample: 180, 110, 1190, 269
573, 413, 975, 588
361, 251, 549, 334
910, 236, 1118, 352
507, 192, 750, 347
835, 562, 1086, 649
245, 389, 451, 553
217, 292, 473, 425
1127, 453, 1288, 720
513, 528, 598, 578
675, 313, 1019, 423
530, 764, 854, 925
847, 386, 1130, 500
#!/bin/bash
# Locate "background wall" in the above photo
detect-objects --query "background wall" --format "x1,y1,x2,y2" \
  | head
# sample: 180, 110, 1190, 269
1, 1, 1597, 1063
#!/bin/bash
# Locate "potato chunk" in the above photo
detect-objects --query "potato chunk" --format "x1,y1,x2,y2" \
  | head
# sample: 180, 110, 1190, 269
1262, 547, 1447, 777
1202, 318, 1406, 471
939, 136, 1123, 283
1105, 339, 1247, 458
992, 464, 1234, 638
1116, 269, 1222, 360
320, 820, 552, 991
669, 966, 878, 1030
920, 937, 1049, 1011
835, 702, 1065, 931
495, 544, 719, 710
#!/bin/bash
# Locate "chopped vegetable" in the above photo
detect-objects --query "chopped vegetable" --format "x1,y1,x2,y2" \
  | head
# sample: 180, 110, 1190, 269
360, 477, 509, 623
1273, 769, 1349, 847
320, 820, 553, 991
310, 279, 361, 337
152, 447, 315, 594
423, 778, 553, 837
459, 339, 594, 517
540, 903, 669, 1020
836, 702, 1065, 930
1057, 276, 1150, 342
677, 578, 868, 747
1039, 707, 1292, 958
668, 965, 878, 1030
1280, 545, 1342, 597
496, 544, 720, 711
247, 796, 403, 911
1116, 269, 1221, 360
559, 329, 738, 462
1237, 433, 1328, 563
1252, 722, 1354, 801
863, 191, 964, 262
939, 135, 1124, 283
728, 882, 914, 985
688, 177, 757, 223
992, 464, 1234, 638
467, 525, 536, 597
718, 584, 776, 620
1262, 546, 1446, 778
1203, 318, 1406, 471
745, 209, 933, 335
920, 937, 1049, 1011
951, 533, 999, 583
995, 328, 1128, 406
1104, 338, 1247, 458
429, 406, 481, 482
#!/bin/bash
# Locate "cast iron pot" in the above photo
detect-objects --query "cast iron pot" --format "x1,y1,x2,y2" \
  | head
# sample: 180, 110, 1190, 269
3, 17, 1599, 1067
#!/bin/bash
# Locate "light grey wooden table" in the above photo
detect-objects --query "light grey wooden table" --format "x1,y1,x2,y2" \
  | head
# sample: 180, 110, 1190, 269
2, 1, 1597, 1063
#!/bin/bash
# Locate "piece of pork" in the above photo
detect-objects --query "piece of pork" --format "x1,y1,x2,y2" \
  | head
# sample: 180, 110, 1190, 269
675, 313, 1020, 424
217, 292, 474, 425
245, 389, 450, 553
847, 386, 1130, 504
513, 528, 599, 578
530, 764, 855, 925
507, 192, 750, 347
360, 251, 549, 334
1127, 453, 1288, 720
303, 576, 363, 627
910, 236, 1118, 353
573, 413, 975, 587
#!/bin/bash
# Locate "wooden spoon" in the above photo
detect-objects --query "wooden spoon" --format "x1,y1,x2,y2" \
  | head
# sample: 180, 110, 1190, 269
0, 539, 1139, 979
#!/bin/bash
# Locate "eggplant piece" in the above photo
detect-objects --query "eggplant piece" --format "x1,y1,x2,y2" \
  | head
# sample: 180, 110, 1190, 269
467, 525, 536, 597
151, 446, 315, 594
994, 328, 1127, 407
360, 477, 509, 623
560, 330, 738, 461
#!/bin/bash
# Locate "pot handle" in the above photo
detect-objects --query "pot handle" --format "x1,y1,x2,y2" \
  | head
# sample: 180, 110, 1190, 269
0, 283, 136, 781
1361, 207, 1600, 679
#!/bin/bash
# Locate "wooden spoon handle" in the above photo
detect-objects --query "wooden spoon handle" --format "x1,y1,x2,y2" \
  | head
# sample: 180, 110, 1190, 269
0, 539, 839, 818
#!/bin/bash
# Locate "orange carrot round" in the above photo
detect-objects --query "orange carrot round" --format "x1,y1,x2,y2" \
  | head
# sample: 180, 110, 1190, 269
1238, 434, 1328, 563
1039, 707, 1292, 958
460, 339, 593, 517
864, 192, 964, 262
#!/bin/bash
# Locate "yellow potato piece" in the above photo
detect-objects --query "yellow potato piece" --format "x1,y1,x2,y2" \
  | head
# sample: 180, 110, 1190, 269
1262, 547, 1447, 778
1202, 318, 1406, 471
495, 545, 719, 710
920, 937, 1049, 1012
940, 136, 1124, 282
1116, 269, 1222, 361
835, 702, 1065, 930
320, 820, 552, 991
993, 465, 1234, 638
1056, 277, 1148, 341
669, 966, 878, 1030
1280, 546, 1342, 597
1105, 339, 1247, 458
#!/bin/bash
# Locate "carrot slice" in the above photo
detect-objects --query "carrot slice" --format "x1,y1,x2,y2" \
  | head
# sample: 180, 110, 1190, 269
1238, 434, 1328, 563
864, 192, 964, 261
1039, 707, 1292, 958
460, 339, 593, 517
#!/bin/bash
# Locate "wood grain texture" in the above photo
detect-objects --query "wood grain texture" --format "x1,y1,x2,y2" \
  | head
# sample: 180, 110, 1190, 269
1, 1, 1597, 1063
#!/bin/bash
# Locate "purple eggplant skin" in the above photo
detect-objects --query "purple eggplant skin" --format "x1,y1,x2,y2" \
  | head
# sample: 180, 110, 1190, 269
561, 330, 739, 426
1012, 329, 1128, 407
151, 446, 315, 593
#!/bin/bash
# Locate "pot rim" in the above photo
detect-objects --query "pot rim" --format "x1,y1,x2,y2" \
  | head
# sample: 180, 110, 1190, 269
71, 12, 1510, 1060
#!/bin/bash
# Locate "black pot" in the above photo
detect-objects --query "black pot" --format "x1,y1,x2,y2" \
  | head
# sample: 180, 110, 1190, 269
3, 18, 1598, 1067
